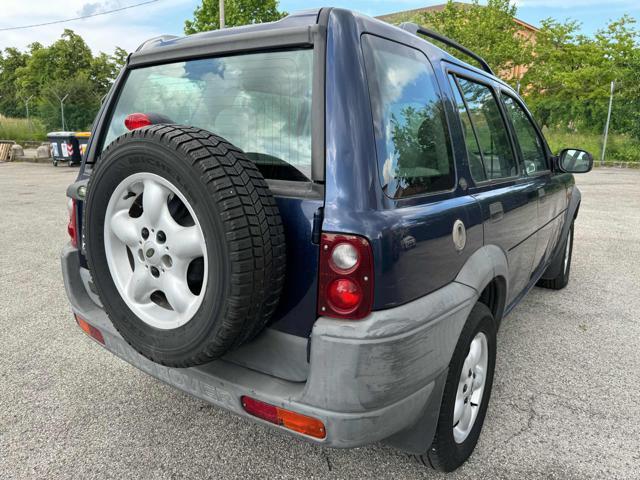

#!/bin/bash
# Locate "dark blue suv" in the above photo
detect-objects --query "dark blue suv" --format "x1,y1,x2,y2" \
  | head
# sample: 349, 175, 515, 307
61, 8, 593, 472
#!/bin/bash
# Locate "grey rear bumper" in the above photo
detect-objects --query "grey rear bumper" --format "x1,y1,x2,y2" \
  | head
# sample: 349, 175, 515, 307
61, 244, 477, 450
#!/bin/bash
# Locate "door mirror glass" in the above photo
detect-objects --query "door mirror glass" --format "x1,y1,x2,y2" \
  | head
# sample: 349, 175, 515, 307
558, 148, 593, 173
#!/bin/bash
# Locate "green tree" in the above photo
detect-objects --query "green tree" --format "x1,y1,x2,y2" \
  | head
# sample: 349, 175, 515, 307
4, 30, 128, 131
416, 0, 533, 79
523, 16, 640, 139
0, 48, 29, 117
184, 0, 286, 34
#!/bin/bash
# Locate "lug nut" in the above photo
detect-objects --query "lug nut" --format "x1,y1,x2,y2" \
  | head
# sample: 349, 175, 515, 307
150, 266, 160, 277
142, 227, 149, 239
156, 230, 166, 244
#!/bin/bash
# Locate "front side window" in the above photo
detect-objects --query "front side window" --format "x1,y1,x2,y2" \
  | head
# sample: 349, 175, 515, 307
362, 35, 454, 199
103, 49, 313, 180
502, 95, 548, 175
455, 77, 517, 181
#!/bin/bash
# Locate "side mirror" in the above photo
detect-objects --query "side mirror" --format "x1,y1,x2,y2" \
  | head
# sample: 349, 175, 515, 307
558, 148, 593, 174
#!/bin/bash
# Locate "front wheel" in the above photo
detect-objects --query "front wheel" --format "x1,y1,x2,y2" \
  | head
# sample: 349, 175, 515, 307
537, 222, 574, 290
418, 302, 497, 472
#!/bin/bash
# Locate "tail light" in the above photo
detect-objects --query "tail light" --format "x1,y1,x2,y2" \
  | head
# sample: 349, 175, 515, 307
124, 113, 152, 131
67, 198, 78, 247
241, 396, 326, 439
317, 233, 373, 319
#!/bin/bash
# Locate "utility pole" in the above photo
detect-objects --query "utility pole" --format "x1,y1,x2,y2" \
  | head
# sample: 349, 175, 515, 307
219, 0, 225, 29
601, 80, 615, 167
51, 91, 69, 130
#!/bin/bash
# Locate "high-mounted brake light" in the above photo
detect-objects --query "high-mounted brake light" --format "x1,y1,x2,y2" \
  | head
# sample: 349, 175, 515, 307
67, 198, 78, 248
124, 113, 152, 131
241, 396, 326, 439
318, 233, 373, 319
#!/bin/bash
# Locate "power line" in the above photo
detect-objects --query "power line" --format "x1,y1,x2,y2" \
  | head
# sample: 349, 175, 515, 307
0, 0, 161, 32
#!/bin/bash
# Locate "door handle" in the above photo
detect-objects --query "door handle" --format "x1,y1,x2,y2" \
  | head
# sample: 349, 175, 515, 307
489, 202, 504, 222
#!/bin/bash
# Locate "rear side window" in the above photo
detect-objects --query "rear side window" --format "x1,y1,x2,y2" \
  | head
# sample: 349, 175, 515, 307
453, 77, 517, 181
362, 35, 454, 199
103, 49, 313, 181
502, 95, 548, 174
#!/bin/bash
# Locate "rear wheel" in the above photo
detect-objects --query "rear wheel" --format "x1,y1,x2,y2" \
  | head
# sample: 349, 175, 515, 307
418, 302, 496, 472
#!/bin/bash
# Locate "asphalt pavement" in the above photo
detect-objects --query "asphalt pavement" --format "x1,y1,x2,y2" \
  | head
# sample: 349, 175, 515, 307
1, 162, 639, 479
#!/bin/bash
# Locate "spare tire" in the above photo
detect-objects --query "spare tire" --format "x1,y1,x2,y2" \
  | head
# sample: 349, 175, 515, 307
84, 125, 286, 367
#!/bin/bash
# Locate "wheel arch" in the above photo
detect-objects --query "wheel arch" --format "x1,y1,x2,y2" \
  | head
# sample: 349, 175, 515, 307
454, 244, 509, 327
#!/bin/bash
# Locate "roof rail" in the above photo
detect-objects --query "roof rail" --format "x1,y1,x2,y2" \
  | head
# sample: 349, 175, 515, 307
399, 22, 494, 75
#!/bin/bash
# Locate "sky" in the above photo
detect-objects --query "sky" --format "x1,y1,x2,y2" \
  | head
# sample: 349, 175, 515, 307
1, 0, 639, 56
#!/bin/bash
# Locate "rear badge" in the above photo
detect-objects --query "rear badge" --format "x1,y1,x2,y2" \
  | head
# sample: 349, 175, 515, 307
452, 220, 467, 252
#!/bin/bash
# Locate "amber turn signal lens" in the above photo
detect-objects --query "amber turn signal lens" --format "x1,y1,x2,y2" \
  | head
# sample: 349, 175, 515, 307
241, 396, 326, 439
74, 314, 105, 344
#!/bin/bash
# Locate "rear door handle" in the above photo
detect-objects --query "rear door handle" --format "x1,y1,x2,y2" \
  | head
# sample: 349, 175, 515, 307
489, 202, 504, 222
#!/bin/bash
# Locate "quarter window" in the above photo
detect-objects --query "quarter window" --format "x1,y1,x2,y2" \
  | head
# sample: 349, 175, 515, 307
502, 95, 547, 174
453, 77, 517, 181
362, 35, 455, 198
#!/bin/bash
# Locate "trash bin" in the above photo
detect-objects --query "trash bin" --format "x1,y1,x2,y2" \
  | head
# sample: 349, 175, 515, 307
47, 131, 90, 167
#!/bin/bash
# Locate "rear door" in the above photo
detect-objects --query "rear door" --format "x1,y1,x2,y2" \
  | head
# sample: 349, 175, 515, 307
448, 71, 539, 305
500, 93, 567, 272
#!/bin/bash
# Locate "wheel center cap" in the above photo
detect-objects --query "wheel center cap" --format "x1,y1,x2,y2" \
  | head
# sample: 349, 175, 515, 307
143, 241, 160, 264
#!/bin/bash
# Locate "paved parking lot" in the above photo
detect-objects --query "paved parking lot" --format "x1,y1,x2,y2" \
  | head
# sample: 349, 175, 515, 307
1, 162, 639, 479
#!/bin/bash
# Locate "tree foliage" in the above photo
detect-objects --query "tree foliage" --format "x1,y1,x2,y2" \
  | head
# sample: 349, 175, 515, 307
184, 0, 286, 34
418, 0, 533, 76
0, 30, 126, 131
523, 16, 640, 138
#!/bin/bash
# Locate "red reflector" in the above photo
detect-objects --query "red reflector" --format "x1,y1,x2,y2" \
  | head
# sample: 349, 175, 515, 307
327, 278, 362, 312
67, 198, 78, 248
124, 113, 152, 131
241, 396, 279, 423
75, 314, 105, 344
241, 396, 326, 439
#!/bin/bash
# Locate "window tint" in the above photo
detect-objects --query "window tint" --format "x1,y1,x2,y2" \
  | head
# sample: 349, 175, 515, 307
502, 95, 547, 174
448, 75, 487, 181
362, 35, 454, 198
455, 77, 517, 180
103, 49, 313, 180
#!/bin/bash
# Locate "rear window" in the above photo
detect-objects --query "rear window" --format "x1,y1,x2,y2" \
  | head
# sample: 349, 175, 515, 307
362, 35, 455, 199
103, 49, 313, 181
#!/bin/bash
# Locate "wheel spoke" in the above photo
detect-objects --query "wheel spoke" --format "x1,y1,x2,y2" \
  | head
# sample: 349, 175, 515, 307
126, 266, 154, 303
162, 273, 197, 314
459, 401, 472, 432
468, 338, 481, 367
110, 210, 140, 247
453, 396, 465, 425
142, 179, 170, 225
170, 225, 205, 260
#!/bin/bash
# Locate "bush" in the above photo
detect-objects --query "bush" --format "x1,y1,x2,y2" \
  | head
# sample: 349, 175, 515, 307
543, 128, 640, 164
0, 115, 47, 142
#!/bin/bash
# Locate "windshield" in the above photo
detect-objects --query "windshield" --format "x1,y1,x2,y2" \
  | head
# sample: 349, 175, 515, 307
103, 49, 314, 180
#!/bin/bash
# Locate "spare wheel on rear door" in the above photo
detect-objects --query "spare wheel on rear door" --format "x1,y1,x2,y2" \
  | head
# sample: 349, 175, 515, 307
84, 125, 286, 367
